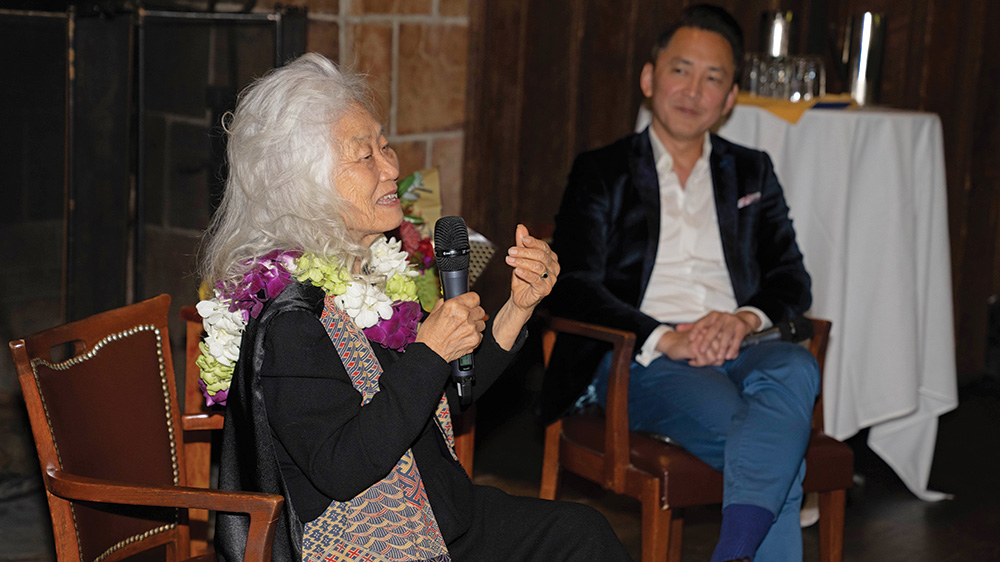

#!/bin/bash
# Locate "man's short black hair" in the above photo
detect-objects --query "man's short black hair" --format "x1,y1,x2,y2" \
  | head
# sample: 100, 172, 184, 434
650, 4, 745, 80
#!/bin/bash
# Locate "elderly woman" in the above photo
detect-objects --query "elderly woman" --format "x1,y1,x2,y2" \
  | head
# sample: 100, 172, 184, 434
198, 53, 631, 562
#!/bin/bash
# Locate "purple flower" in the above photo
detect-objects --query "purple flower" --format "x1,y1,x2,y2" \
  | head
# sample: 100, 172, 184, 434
364, 300, 422, 351
216, 250, 301, 320
199, 378, 228, 407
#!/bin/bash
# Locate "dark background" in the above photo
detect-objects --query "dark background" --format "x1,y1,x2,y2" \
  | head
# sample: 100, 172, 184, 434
0, 2, 305, 399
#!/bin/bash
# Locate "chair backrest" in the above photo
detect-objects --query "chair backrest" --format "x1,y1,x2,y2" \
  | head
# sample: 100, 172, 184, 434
10, 294, 191, 562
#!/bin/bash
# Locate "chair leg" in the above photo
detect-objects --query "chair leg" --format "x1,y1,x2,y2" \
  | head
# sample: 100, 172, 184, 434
641, 478, 675, 562
817, 489, 846, 562
539, 421, 562, 500
184, 434, 213, 555
668, 515, 683, 562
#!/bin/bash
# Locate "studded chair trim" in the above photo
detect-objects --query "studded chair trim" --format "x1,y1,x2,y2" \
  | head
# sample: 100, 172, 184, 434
29, 324, 180, 562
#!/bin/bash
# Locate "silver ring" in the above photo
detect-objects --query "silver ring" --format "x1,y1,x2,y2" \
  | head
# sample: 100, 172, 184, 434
541, 271, 549, 279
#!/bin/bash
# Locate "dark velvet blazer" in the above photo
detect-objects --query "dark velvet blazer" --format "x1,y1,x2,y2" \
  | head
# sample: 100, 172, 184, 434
538, 129, 811, 423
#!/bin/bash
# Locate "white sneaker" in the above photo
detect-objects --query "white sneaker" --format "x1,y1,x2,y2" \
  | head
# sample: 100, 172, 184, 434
800, 492, 820, 527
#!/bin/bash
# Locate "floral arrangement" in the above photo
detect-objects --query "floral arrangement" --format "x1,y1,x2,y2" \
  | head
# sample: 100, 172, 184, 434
395, 171, 442, 312
196, 237, 427, 407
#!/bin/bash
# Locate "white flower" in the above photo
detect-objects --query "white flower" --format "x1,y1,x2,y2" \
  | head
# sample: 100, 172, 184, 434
369, 236, 416, 278
205, 328, 242, 366
334, 281, 394, 329
271, 252, 298, 274
196, 297, 246, 366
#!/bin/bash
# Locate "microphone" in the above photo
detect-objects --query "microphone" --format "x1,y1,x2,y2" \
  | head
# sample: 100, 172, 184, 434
740, 316, 814, 349
434, 216, 475, 407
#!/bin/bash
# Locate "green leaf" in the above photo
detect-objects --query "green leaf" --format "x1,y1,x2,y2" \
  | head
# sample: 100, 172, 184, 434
413, 269, 441, 313
397, 173, 416, 197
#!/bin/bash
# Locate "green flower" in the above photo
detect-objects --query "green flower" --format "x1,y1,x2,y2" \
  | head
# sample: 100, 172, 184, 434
296, 253, 352, 295
196, 341, 235, 405
196, 343, 233, 381
385, 273, 418, 302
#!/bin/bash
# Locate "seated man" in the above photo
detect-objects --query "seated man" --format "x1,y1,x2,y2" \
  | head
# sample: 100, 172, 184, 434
539, 5, 819, 562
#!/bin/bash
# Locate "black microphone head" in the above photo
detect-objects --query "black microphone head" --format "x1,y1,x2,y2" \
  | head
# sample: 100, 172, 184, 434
434, 216, 471, 272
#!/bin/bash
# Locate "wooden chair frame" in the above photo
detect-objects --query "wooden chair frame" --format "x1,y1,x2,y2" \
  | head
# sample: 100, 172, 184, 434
539, 317, 852, 562
10, 295, 282, 562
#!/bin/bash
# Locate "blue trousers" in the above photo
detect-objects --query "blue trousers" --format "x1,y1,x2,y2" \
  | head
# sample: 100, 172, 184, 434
591, 341, 820, 561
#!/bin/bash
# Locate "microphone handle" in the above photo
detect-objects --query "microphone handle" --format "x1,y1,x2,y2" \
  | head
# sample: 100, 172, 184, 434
439, 269, 475, 404
739, 326, 784, 349
739, 317, 813, 349
439, 268, 468, 300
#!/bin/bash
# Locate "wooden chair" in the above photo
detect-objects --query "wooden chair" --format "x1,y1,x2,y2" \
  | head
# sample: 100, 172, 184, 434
539, 317, 853, 562
9, 294, 282, 562
453, 405, 477, 477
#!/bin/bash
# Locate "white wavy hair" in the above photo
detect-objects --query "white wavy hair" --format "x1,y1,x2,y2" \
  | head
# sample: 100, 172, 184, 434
200, 53, 378, 289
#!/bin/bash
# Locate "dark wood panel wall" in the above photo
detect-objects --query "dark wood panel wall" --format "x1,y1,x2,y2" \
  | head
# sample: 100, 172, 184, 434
463, 0, 999, 381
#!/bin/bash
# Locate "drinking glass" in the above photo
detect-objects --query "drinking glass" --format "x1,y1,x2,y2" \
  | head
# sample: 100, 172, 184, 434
789, 56, 826, 102
742, 52, 763, 96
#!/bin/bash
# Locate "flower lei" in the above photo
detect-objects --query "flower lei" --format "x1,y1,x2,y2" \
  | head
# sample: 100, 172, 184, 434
196, 237, 426, 407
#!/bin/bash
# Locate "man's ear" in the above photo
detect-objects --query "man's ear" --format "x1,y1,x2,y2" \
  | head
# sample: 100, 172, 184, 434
723, 83, 738, 114
640, 62, 655, 98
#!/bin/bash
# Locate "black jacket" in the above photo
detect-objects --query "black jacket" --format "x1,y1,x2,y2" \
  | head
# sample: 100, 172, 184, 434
215, 281, 524, 561
539, 130, 811, 423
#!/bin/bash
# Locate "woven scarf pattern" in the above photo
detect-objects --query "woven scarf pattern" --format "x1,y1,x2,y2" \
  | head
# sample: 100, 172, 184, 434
301, 297, 454, 562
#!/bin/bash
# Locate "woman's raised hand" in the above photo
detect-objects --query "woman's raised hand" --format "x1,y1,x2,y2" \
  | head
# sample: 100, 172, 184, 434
415, 292, 486, 363
489, 224, 560, 351
505, 224, 559, 313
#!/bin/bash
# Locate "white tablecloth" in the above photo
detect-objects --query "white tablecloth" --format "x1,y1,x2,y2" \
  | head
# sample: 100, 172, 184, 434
637, 104, 959, 501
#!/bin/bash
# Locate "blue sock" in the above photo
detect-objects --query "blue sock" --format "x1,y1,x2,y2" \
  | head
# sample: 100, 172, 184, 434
709, 503, 774, 562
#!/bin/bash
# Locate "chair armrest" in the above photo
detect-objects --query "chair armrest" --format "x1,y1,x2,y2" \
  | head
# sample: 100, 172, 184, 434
181, 413, 225, 432
44, 466, 282, 562
547, 317, 636, 492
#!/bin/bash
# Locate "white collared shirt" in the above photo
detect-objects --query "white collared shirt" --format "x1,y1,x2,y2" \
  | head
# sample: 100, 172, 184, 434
635, 129, 770, 365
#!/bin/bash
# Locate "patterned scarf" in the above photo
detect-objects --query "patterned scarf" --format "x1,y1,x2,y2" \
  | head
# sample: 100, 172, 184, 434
301, 296, 455, 562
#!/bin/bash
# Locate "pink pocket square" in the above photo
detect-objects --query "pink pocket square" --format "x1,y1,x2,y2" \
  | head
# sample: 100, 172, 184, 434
737, 192, 761, 209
